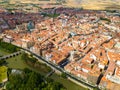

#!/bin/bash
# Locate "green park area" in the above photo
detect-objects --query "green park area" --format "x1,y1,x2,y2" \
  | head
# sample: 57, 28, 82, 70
0, 49, 10, 57
5, 53, 51, 75
50, 73, 88, 90
5, 54, 28, 70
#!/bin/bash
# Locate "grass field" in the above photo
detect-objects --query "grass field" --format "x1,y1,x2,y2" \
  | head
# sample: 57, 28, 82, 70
0, 49, 10, 57
50, 73, 88, 90
5, 54, 51, 75
5, 54, 28, 69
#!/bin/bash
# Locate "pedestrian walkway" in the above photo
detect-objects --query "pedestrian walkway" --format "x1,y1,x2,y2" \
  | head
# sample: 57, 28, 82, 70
0, 51, 22, 60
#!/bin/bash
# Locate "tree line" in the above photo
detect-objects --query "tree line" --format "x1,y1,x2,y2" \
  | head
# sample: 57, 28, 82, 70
0, 39, 19, 53
6, 68, 65, 90
21, 53, 51, 73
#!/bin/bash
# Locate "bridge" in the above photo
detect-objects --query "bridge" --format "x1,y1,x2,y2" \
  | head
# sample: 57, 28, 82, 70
0, 51, 22, 60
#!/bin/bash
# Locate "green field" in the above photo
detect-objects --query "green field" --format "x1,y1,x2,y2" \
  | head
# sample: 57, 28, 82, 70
50, 73, 88, 90
5, 54, 51, 75
5, 54, 28, 69
0, 49, 10, 57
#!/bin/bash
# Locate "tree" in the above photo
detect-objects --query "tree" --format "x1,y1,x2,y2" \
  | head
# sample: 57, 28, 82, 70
61, 72, 67, 78
0, 40, 19, 53
0, 60, 6, 65
0, 66, 7, 83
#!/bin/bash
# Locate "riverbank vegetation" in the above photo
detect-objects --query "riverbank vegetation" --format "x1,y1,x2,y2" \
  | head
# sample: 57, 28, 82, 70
21, 53, 51, 73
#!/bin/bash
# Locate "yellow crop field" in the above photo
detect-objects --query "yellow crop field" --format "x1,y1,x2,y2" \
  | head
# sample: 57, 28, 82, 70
65, 0, 120, 10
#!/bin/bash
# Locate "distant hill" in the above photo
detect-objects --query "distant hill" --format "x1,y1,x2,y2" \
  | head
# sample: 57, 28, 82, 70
0, 0, 56, 4
0, 0, 120, 10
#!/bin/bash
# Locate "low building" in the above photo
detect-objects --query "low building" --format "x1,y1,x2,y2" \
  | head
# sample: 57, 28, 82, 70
3, 35, 13, 43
